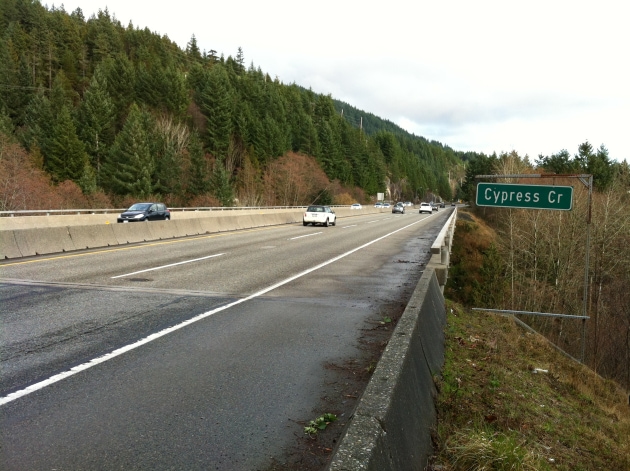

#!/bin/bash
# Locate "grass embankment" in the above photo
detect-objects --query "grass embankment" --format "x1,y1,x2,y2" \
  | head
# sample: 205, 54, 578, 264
431, 210, 630, 470
430, 303, 630, 470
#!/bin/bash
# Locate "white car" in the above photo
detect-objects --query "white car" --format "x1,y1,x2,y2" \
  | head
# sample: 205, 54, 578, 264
350, 203, 362, 209
303, 205, 337, 227
419, 202, 432, 214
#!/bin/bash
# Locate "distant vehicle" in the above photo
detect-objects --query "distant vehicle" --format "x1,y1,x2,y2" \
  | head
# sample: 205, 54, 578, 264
374, 202, 384, 208
350, 203, 362, 209
440, 202, 445, 208
432, 203, 439, 212
404, 202, 413, 207
117, 202, 170, 223
419, 203, 432, 214
451, 202, 456, 206
303, 205, 336, 227
383, 203, 391, 208
392, 202, 405, 214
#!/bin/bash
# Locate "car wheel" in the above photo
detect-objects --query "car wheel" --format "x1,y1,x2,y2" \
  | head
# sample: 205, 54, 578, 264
324, 218, 329, 227
303, 221, 308, 226
165, 216, 170, 221
332, 219, 336, 226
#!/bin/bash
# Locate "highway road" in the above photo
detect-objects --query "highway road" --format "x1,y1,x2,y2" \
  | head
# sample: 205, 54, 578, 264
0, 209, 453, 470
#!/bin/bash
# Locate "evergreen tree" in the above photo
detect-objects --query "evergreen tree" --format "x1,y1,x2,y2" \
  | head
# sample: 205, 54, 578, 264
0, 106, 14, 137
316, 121, 336, 177
536, 149, 574, 174
162, 66, 189, 117
49, 71, 78, 117
153, 142, 182, 197
293, 110, 319, 157
0, 38, 14, 114
211, 157, 234, 206
589, 144, 614, 190
78, 68, 115, 185
199, 64, 233, 158
135, 63, 158, 108
102, 103, 153, 197
46, 105, 89, 183
235, 47, 245, 75
466, 154, 498, 200
186, 34, 202, 62
77, 162, 98, 195
20, 90, 54, 155
14, 54, 35, 125
186, 63, 208, 97
187, 131, 210, 196
100, 55, 136, 127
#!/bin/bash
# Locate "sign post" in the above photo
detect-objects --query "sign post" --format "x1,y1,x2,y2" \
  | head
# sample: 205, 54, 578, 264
476, 182, 573, 210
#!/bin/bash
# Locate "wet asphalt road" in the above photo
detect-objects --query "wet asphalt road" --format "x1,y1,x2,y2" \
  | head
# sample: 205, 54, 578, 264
0, 209, 453, 470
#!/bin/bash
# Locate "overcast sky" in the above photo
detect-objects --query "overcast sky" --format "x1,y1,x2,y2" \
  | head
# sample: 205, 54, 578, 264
55, 0, 629, 163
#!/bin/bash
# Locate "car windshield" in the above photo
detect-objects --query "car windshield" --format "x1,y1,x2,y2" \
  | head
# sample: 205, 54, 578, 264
128, 203, 152, 211
307, 206, 323, 212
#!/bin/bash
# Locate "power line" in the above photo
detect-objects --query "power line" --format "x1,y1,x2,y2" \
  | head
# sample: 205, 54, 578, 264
0, 84, 49, 91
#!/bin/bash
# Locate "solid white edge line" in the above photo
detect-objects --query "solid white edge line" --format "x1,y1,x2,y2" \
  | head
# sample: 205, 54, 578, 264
111, 253, 225, 279
0, 218, 425, 406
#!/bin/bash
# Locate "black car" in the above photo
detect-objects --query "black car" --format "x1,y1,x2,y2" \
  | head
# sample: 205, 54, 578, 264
117, 203, 170, 223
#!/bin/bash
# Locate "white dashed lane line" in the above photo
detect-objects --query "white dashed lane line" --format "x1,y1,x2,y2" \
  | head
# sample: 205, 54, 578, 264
289, 232, 323, 240
111, 253, 225, 279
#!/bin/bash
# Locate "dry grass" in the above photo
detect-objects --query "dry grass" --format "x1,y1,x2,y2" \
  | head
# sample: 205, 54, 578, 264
430, 303, 630, 471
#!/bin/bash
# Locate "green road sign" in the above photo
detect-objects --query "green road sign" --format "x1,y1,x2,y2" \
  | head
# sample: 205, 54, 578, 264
476, 182, 573, 210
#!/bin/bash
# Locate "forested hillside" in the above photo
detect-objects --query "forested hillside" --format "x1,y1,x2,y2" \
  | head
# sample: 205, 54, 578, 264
0, 0, 459, 210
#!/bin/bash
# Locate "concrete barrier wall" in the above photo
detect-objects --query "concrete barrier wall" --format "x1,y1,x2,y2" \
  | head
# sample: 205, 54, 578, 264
1, 211, 338, 259
0, 207, 387, 230
13, 226, 77, 256
199, 217, 228, 233
146, 220, 180, 240
0, 231, 22, 259
110, 221, 154, 244
68, 224, 118, 250
328, 264, 446, 471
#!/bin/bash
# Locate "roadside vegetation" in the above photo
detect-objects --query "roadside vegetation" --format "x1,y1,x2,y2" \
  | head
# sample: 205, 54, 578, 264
433, 205, 630, 470
453, 153, 630, 390
430, 301, 630, 470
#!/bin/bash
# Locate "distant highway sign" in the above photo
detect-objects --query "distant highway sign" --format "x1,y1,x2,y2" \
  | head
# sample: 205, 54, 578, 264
476, 183, 573, 210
